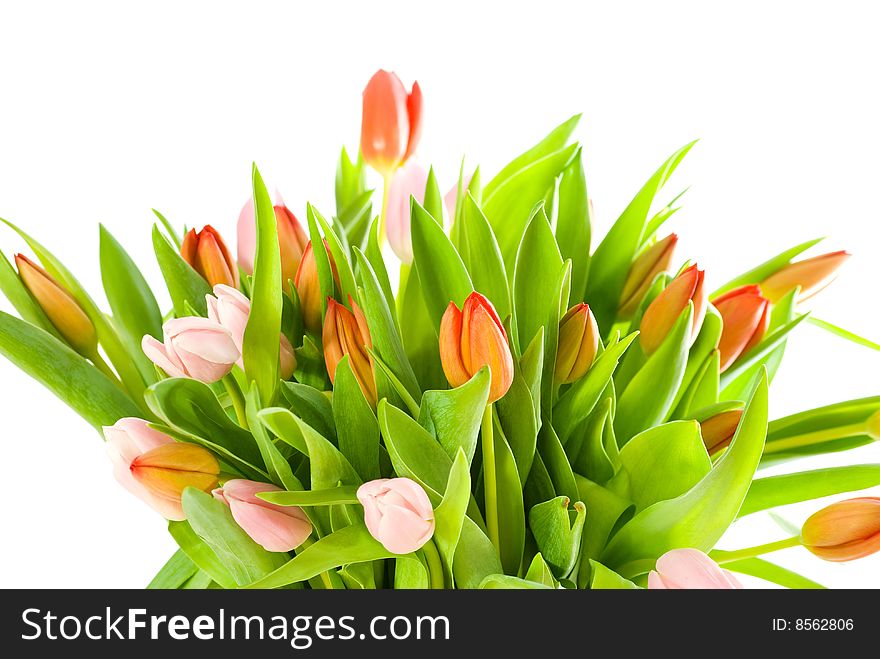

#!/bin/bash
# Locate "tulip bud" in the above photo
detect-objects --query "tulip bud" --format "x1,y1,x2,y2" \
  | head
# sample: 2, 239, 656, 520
213, 479, 312, 552
323, 296, 376, 405
640, 264, 707, 355
712, 285, 771, 372
207, 284, 296, 380
386, 161, 428, 263
180, 225, 239, 288
237, 196, 309, 285
104, 418, 219, 521
357, 477, 435, 554
618, 234, 678, 319
648, 548, 743, 589
760, 250, 850, 304
801, 497, 880, 562
294, 240, 341, 335
360, 70, 423, 176
142, 317, 239, 383
15, 254, 98, 356
555, 303, 600, 384
439, 292, 514, 403
700, 408, 743, 456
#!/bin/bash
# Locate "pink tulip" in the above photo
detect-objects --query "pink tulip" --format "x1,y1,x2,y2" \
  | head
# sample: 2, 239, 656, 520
357, 478, 435, 554
206, 284, 296, 379
386, 161, 428, 263
142, 317, 239, 383
213, 479, 312, 553
443, 174, 473, 224
648, 548, 743, 589
104, 418, 219, 521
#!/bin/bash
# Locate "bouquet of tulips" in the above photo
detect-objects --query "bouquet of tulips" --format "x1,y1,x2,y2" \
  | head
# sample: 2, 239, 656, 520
1, 70, 878, 590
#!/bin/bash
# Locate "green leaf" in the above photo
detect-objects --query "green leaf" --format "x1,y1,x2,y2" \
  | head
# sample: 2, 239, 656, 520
615, 304, 692, 444
280, 381, 337, 444
424, 167, 444, 223
489, 416, 526, 575
243, 165, 282, 403
335, 146, 367, 216
574, 475, 634, 588
182, 488, 287, 587
333, 356, 381, 481
168, 520, 237, 589
453, 518, 503, 588
246, 524, 394, 589
152, 209, 183, 247
537, 422, 579, 503
434, 449, 472, 584
555, 147, 591, 303
573, 396, 615, 483
145, 378, 265, 477
398, 264, 445, 391
602, 370, 768, 571
524, 554, 558, 587
589, 561, 640, 590
152, 224, 211, 317
616, 420, 710, 511
394, 554, 430, 589
554, 331, 638, 442
721, 557, 825, 589
363, 219, 397, 325
712, 237, 825, 297
246, 385, 301, 491
586, 141, 696, 329
311, 205, 358, 305
495, 359, 539, 481
146, 549, 199, 590
259, 486, 360, 507
418, 368, 490, 465
479, 575, 553, 589
808, 316, 880, 352
529, 496, 586, 577
668, 305, 722, 417
0, 248, 61, 338
292, 335, 328, 390
740, 465, 880, 517
0, 311, 141, 430
410, 200, 473, 329
99, 224, 163, 349
458, 194, 511, 319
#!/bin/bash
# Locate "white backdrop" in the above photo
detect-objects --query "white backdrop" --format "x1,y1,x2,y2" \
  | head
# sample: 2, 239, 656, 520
0, 1, 878, 588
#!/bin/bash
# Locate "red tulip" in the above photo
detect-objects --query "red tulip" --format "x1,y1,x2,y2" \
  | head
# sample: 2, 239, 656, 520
760, 250, 850, 304
181, 225, 239, 288
712, 285, 771, 372
640, 264, 707, 355
360, 70, 423, 176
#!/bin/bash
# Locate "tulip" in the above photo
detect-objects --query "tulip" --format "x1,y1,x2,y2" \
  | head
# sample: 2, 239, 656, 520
386, 161, 428, 263
618, 234, 678, 318
801, 497, 880, 562
360, 70, 423, 176
15, 254, 97, 357
439, 292, 514, 403
357, 478, 435, 554
640, 264, 707, 355
648, 548, 743, 589
294, 240, 341, 335
759, 250, 850, 304
207, 284, 296, 379
555, 303, 600, 384
323, 296, 376, 405
711, 285, 770, 372
104, 418, 219, 521
213, 479, 312, 552
180, 225, 239, 288
237, 196, 309, 285
700, 408, 743, 456
142, 317, 239, 383
443, 173, 473, 225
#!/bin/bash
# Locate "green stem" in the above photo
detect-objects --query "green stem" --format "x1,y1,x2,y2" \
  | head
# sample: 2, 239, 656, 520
422, 539, 445, 589
297, 536, 336, 590
222, 375, 248, 429
764, 422, 867, 454
712, 536, 802, 563
87, 349, 123, 386
396, 262, 411, 319
482, 403, 500, 553
378, 173, 392, 247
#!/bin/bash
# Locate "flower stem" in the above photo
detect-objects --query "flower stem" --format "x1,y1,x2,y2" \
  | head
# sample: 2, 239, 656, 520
712, 536, 802, 563
87, 349, 122, 386
482, 403, 500, 553
763, 423, 868, 454
422, 539, 445, 589
378, 173, 392, 247
222, 375, 248, 429
297, 537, 336, 590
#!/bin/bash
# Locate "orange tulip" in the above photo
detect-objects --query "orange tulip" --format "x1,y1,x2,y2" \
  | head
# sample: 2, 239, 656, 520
618, 234, 678, 318
180, 225, 239, 288
129, 442, 220, 519
712, 285, 771, 372
555, 303, 600, 384
700, 409, 743, 456
801, 497, 880, 562
760, 250, 850, 304
360, 70, 423, 176
639, 264, 707, 355
15, 253, 97, 356
440, 292, 513, 403
294, 240, 341, 335
323, 296, 376, 405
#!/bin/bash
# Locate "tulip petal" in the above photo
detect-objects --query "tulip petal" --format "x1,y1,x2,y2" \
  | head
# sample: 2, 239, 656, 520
237, 197, 256, 275
466, 302, 514, 402
651, 548, 743, 589
142, 335, 186, 378
360, 70, 410, 175
439, 302, 470, 388
228, 499, 312, 552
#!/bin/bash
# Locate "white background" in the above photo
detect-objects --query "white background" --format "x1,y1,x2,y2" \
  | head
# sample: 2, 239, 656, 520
0, 1, 878, 588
